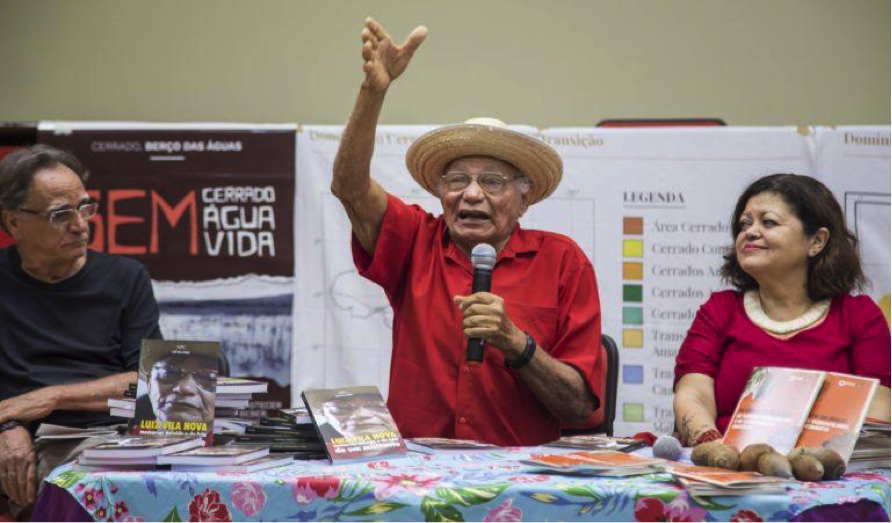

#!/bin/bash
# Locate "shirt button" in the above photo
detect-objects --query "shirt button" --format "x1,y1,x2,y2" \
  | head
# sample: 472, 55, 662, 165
459, 417, 468, 424
462, 366, 470, 374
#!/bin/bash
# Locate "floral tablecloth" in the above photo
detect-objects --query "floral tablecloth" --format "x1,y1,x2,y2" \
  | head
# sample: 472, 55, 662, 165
40, 447, 890, 522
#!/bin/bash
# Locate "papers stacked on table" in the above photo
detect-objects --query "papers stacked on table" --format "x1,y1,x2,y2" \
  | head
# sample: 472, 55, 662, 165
523, 450, 665, 476
666, 463, 791, 496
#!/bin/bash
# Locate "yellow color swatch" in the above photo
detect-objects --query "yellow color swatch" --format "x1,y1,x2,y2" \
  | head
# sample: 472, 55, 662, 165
623, 262, 643, 280
623, 239, 644, 258
623, 329, 644, 348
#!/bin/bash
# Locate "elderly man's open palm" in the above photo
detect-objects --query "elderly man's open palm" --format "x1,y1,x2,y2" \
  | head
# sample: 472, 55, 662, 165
361, 17, 427, 92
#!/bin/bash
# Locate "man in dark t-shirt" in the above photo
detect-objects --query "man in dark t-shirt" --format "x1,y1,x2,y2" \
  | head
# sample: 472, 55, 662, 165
0, 145, 161, 515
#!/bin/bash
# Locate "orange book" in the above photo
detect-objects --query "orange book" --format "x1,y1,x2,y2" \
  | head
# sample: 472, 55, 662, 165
794, 372, 879, 463
565, 451, 664, 467
666, 463, 789, 488
722, 367, 825, 454
525, 453, 599, 468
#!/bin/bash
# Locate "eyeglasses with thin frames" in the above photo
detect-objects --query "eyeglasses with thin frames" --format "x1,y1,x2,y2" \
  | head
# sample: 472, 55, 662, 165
18, 201, 99, 226
440, 173, 525, 195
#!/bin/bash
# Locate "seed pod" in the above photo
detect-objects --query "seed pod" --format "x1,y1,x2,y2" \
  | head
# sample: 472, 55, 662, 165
706, 444, 740, 470
790, 454, 824, 481
691, 440, 722, 466
757, 451, 793, 478
740, 443, 775, 472
806, 447, 846, 480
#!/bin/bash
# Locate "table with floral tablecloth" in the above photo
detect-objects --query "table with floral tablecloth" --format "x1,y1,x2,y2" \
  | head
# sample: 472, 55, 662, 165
37, 447, 891, 522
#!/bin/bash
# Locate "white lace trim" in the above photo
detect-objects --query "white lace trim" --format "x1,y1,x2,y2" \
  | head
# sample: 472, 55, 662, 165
743, 290, 831, 335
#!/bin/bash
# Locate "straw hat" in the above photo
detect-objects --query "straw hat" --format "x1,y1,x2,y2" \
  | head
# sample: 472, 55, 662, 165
405, 118, 562, 205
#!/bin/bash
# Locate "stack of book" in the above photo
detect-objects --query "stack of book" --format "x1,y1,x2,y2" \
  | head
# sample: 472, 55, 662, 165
77, 436, 204, 468
158, 444, 293, 473
849, 419, 891, 470
215, 377, 271, 414
216, 409, 327, 461
666, 463, 790, 496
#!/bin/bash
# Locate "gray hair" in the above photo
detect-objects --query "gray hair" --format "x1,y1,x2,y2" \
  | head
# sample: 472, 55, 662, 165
0, 145, 89, 234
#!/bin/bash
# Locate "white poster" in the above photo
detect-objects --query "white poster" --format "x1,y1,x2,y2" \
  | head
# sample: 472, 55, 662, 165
293, 125, 889, 437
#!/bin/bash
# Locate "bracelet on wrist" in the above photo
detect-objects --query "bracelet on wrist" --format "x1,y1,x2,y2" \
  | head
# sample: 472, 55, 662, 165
694, 429, 723, 446
505, 333, 536, 370
0, 420, 21, 433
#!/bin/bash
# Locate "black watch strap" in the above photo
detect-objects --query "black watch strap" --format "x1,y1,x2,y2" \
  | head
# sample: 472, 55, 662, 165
0, 420, 21, 433
505, 333, 536, 369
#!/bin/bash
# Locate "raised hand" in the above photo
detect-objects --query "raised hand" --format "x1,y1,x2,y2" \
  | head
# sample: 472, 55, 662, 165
361, 17, 427, 93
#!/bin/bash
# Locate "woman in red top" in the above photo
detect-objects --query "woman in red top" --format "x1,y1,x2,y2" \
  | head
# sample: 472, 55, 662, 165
673, 174, 891, 446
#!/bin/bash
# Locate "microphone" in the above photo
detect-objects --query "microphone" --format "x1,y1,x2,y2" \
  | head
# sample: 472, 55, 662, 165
653, 435, 683, 461
467, 243, 497, 363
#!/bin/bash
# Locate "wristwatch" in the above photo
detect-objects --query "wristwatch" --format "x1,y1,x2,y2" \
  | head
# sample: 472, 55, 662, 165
0, 420, 21, 433
505, 333, 536, 369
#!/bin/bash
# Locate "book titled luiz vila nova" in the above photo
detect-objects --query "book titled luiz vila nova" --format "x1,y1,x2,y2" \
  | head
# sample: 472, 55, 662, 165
301, 385, 407, 463
132, 340, 220, 437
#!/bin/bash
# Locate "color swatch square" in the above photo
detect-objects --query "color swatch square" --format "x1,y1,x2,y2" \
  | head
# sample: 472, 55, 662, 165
623, 329, 644, 348
623, 262, 643, 280
623, 284, 643, 302
623, 217, 643, 235
623, 306, 643, 325
623, 403, 645, 422
623, 364, 644, 384
623, 239, 644, 258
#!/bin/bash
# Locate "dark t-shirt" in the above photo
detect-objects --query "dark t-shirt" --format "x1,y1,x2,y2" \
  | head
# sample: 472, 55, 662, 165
0, 246, 162, 427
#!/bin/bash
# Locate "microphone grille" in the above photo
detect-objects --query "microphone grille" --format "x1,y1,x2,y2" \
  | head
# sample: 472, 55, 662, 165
652, 435, 683, 461
470, 243, 497, 270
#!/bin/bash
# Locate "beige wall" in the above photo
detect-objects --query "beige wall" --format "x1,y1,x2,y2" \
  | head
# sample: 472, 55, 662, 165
0, 0, 888, 126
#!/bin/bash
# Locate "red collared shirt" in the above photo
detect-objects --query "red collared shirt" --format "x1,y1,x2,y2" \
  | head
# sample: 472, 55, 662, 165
352, 194, 601, 446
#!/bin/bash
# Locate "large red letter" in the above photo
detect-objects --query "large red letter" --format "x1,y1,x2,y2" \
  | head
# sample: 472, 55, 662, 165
151, 191, 197, 255
87, 189, 104, 252
108, 190, 146, 255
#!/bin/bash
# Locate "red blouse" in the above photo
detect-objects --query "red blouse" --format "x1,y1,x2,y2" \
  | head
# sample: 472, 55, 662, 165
352, 194, 602, 446
675, 290, 891, 433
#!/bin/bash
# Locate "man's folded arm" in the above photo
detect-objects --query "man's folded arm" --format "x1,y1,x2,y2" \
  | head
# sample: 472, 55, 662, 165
0, 371, 137, 424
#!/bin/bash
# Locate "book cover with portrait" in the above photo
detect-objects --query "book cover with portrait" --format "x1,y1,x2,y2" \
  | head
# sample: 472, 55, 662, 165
301, 385, 406, 463
132, 339, 220, 438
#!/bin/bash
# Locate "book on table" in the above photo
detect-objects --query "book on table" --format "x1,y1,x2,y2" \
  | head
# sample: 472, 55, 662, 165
35, 424, 121, 441
157, 444, 269, 465
408, 437, 500, 450
545, 435, 644, 452
81, 436, 204, 459
216, 377, 268, 395
301, 385, 407, 463
132, 339, 220, 438
171, 454, 294, 473
523, 450, 664, 476
665, 462, 791, 493
722, 367, 826, 454
794, 372, 879, 463
722, 367, 880, 461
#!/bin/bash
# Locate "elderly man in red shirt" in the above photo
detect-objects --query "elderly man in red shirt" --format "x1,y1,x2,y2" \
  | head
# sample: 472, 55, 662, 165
331, 18, 602, 447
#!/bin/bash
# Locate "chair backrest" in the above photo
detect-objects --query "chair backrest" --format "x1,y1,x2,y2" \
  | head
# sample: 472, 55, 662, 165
599, 334, 619, 437
561, 333, 620, 437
